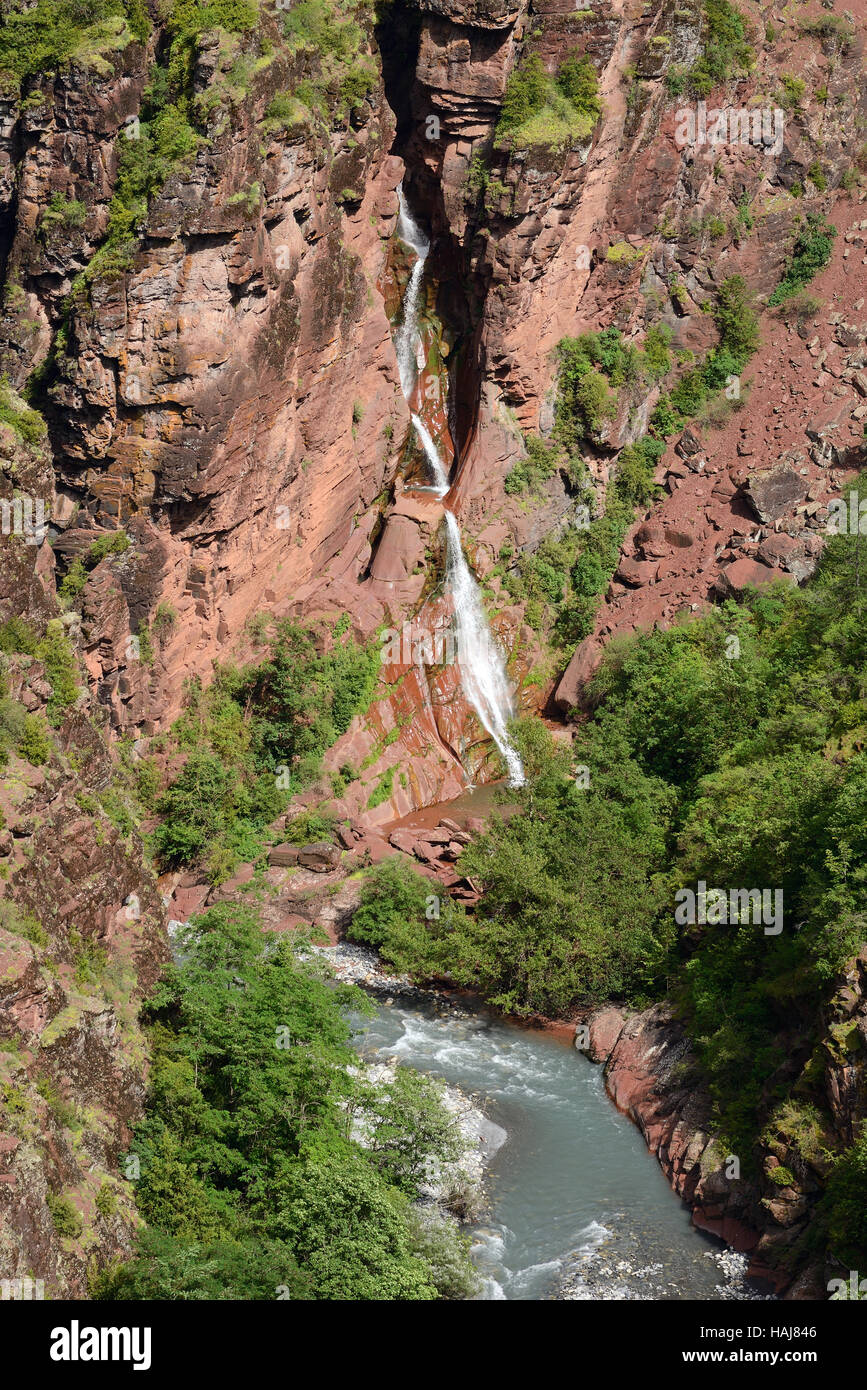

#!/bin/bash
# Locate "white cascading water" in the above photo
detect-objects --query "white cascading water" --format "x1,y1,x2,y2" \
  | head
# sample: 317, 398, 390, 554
394, 185, 525, 788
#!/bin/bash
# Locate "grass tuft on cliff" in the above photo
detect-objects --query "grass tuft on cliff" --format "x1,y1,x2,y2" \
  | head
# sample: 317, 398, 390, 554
496, 49, 602, 152
0, 0, 149, 93
0, 374, 47, 445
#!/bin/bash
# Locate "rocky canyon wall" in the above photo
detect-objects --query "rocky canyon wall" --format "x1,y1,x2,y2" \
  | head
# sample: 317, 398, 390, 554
2, 0, 866, 826
582, 954, 867, 1299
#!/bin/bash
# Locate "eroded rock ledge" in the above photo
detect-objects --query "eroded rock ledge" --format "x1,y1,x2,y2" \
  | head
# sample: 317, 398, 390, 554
579, 968, 867, 1301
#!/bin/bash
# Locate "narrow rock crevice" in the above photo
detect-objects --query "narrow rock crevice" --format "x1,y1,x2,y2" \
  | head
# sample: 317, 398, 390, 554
376, 2, 496, 470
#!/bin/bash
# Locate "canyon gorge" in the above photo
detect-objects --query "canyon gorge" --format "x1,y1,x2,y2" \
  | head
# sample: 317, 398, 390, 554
1, 0, 867, 1308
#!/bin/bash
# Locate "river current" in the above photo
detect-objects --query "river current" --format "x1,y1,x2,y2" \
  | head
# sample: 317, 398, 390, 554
353, 993, 762, 1301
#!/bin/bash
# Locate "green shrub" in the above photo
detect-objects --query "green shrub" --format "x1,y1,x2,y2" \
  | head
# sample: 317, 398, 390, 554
95, 1183, 118, 1219
768, 1164, 795, 1187
284, 809, 336, 844
779, 73, 806, 109
713, 274, 759, 364
18, 715, 52, 766
806, 161, 826, 192
39, 193, 87, 238
498, 52, 548, 130
615, 436, 664, 507
497, 47, 601, 149
36, 623, 79, 722
0, 616, 38, 654
0, 900, 49, 949
769, 213, 836, 304
88, 530, 130, 562
556, 50, 602, 119
72, 930, 108, 987
46, 1192, 83, 1239
504, 435, 559, 496
0, 375, 46, 445
58, 559, 88, 605
350, 857, 433, 951
152, 620, 379, 876
367, 766, 394, 809
686, 0, 754, 97
825, 1132, 867, 1266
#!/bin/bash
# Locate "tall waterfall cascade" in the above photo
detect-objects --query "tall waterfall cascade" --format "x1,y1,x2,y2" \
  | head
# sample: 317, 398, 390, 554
394, 187, 525, 789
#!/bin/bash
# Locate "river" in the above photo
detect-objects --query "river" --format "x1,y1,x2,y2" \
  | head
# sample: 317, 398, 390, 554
351, 990, 762, 1301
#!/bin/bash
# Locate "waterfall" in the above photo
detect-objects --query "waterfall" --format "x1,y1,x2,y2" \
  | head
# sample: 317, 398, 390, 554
410, 412, 449, 495
393, 185, 525, 788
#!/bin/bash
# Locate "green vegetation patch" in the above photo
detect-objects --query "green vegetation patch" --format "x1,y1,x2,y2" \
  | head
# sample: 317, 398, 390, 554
151, 617, 380, 882
496, 49, 602, 151
0, 374, 46, 446
769, 213, 837, 305
685, 0, 755, 97
0, 0, 149, 93
91, 902, 478, 1300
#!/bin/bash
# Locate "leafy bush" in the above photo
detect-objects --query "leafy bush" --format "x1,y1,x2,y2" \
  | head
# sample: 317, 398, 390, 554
0, 616, 38, 655
152, 748, 282, 874
649, 276, 758, 436
825, 1132, 867, 1266
17, 714, 52, 766
0, 900, 49, 949
102, 901, 476, 1300
615, 436, 664, 507
778, 73, 805, 109
46, 1192, 83, 1239
152, 619, 379, 878
686, 0, 754, 97
767, 1165, 795, 1187
557, 51, 602, 119
0, 374, 46, 445
93, 1228, 311, 1301
497, 47, 601, 149
34, 622, 79, 722
350, 857, 433, 950
504, 435, 559, 496
95, 1183, 118, 1219
498, 53, 549, 131
769, 213, 837, 305
713, 274, 759, 362
39, 194, 87, 238
283, 809, 336, 844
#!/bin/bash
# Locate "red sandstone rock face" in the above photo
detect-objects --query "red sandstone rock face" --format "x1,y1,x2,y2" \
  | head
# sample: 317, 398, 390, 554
554, 234, 867, 711
577, 959, 867, 1298
0, 15, 416, 739
1, 0, 865, 819
0, 427, 167, 1297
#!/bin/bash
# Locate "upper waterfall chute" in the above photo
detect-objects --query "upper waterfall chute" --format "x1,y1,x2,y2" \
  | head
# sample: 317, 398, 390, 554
391, 182, 525, 788
394, 186, 431, 401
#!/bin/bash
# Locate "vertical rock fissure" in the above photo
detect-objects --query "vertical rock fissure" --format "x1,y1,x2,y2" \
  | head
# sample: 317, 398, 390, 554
393, 184, 525, 787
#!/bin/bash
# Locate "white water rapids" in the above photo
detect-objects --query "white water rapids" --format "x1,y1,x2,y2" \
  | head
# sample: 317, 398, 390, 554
394, 186, 525, 788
